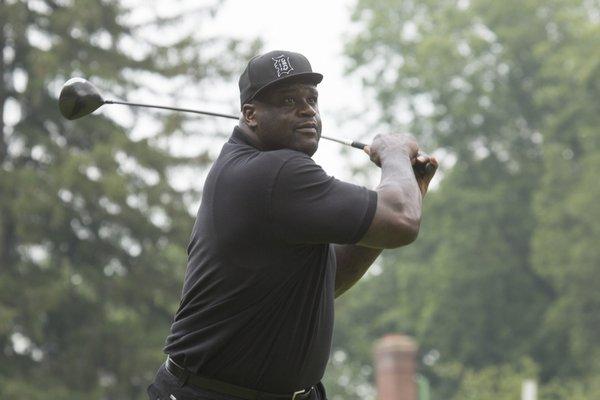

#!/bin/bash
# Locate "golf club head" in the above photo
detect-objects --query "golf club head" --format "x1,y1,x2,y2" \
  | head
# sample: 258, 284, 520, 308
59, 78, 105, 120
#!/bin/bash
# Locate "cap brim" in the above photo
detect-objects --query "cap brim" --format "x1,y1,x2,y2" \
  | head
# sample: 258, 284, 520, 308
247, 72, 323, 104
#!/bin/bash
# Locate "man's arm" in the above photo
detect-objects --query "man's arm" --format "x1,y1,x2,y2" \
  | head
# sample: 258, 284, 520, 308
334, 244, 383, 298
334, 134, 438, 298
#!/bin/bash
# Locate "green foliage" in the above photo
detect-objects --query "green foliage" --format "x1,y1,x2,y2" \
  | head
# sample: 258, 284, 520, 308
531, 13, 600, 379
407, 160, 550, 370
331, 0, 600, 398
452, 358, 537, 400
0, 1, 258, 398
322, 351, 375, 400
539, 374, 600, 400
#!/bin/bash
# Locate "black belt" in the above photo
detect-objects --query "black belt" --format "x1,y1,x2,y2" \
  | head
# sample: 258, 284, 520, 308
165, 356, 315, 400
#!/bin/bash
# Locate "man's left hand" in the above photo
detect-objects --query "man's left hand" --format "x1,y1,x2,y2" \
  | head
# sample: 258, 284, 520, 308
412, 153, 438, 197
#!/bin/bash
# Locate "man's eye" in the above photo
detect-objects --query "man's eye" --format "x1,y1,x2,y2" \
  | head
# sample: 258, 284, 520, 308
283, 97, 296, 105
308, 97, 318, 105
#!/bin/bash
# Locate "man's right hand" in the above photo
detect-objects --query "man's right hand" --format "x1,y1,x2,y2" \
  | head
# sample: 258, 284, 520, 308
363, 133, 419, 167
364, 134, 438, 197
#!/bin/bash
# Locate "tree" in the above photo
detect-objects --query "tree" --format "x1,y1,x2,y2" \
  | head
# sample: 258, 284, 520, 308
531, 7, 600, 379
330, 0, 600, 398
0, 1, 258, 398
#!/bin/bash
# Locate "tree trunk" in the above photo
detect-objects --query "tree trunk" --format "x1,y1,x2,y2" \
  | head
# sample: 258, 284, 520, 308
0, 3, 16, 271
0, 0, 7, 164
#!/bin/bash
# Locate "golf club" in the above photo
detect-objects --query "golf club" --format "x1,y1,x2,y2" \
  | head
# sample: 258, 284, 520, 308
58, 78, 434, 173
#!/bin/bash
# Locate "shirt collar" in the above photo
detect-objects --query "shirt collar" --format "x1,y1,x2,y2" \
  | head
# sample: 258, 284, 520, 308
229, 126, 261, 149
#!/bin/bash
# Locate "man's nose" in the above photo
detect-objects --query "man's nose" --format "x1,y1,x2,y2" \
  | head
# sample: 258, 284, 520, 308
298, 100, 317, 116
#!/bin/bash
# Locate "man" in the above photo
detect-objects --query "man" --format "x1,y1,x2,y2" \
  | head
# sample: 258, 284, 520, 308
147, 50, 437, 400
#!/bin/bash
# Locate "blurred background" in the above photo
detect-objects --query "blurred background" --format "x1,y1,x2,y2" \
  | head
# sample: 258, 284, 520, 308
1, 0, 599, 399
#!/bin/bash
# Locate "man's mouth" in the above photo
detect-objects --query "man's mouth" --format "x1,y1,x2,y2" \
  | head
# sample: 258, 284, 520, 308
295, 123, 318, 135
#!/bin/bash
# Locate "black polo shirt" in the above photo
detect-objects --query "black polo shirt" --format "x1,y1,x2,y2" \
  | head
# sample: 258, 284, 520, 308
164, 127, 377, 393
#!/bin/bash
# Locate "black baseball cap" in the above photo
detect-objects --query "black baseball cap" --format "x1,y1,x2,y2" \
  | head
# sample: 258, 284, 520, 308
239, 50, 323, 108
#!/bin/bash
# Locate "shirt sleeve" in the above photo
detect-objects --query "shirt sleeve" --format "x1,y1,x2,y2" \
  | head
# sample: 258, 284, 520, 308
269, 153, 377, 245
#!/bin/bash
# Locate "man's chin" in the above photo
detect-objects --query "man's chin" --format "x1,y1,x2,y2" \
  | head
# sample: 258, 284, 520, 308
305, 145, 318, 157
296, 138, 319, 157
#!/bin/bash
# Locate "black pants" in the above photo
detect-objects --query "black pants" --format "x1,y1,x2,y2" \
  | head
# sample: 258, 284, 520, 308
147, 363, 328, 400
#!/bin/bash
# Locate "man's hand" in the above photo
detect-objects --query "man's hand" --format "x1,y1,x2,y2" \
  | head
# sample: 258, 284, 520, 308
412, 153, 438, 197
363, 133, 419, 167
364, 134, 438, 197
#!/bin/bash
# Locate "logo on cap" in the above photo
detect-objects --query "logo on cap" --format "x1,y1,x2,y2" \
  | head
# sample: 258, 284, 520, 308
272, 55, 294, 77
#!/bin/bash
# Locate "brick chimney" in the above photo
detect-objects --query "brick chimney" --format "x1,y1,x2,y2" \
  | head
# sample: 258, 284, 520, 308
373, 334, 418, 400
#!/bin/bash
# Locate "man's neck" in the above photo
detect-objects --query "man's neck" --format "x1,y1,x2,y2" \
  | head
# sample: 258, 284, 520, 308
237, 124, 266, 150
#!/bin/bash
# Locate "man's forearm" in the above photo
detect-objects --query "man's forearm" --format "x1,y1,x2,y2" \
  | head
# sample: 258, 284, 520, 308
333, 244, 383, 298
378, 156, 422, 226
357, 151, 423, 249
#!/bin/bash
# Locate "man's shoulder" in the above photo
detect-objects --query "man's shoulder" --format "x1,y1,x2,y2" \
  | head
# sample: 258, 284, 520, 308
213, 146, 318, 189
223, 145, 314, 170
263, 148, 313, 166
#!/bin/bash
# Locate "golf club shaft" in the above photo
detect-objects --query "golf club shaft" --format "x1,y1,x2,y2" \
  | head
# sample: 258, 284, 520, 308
104, 99, 368, 150
104, 100, 240, 121
319, 135, 367, 150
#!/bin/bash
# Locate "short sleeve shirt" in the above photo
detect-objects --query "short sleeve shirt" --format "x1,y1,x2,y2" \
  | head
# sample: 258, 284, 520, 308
164, 127, 377, 393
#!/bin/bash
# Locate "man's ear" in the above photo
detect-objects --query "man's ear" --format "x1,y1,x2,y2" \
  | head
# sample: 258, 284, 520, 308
242, 103, 258, 128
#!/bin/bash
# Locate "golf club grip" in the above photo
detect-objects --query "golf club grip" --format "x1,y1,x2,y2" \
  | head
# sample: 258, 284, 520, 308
415, 163, 436, 175
350, 141, 367, 150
